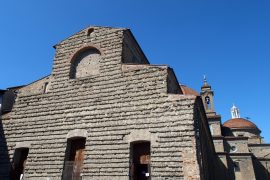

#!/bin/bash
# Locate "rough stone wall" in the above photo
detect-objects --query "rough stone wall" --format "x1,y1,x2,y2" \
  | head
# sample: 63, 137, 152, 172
249, 145, 270, 158
249, 144, 270, 179
122, 30, 149, 64
252, 158, 270, 180
231, 129, 260, 139
228, 156, 256, 180
19, 76, 51, 95
1, 26, 206, 180
247, 137, 262, 144
0, 113, 11, 179
224, 138, 250, 153
209, 121, 221, 136
167, 68, 182, 94
212, 139, 225, 152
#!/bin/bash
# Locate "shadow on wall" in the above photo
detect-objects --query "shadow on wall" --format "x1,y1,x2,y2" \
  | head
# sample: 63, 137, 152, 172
61, 139, 72, 180
0, 88, 21, 179
193, 97, 228, 180
222, 127, 234, 136
252, 156, 270, 180
226, 157, 237, 180
0, 115, 12, 180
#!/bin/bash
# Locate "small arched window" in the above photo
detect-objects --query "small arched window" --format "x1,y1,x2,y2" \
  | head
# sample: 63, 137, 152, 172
70, 48, 101, 79
205, 96, 211, 110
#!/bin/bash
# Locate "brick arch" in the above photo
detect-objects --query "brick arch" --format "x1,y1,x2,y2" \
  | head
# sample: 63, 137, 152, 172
69, 44, 103, 79
69, 44, 103, 64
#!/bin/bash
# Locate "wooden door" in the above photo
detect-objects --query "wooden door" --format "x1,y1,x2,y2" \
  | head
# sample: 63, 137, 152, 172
68, 138, 86, 180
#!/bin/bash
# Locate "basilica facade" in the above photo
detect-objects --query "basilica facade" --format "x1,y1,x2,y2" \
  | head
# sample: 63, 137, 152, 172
0, 26, 269, 180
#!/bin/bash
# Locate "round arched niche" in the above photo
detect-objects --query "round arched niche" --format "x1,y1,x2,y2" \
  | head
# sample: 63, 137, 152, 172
70, 46, 102, 79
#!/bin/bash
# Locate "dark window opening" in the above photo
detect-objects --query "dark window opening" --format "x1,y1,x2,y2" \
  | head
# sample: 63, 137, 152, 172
87, 28, 94, 36
130, 141, 151, 180
11, 148, 29, 180
205, 96, 211, 110
43, 82, 49, 93
234, 161, 240, 172
230, 146, 237, 153
63, 138, 86, 180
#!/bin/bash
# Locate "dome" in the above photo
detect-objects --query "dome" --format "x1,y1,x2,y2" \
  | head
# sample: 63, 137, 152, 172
180, 85, 199, 96
223, 118, 259, 130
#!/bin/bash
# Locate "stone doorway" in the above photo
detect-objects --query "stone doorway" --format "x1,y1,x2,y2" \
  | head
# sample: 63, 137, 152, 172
63, 138, 86, 180
130, 141, 151, 180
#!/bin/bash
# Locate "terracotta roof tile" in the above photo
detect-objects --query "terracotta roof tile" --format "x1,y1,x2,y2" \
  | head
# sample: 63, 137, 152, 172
180, 85, 199, 96
223, 118, 259, 130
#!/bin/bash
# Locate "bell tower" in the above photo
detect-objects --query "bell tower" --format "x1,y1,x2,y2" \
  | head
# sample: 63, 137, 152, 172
200, 76, 216, 116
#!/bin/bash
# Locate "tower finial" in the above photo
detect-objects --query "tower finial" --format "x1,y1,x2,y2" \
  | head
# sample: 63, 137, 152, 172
203, 75, 208, 86
231, 104, 240, 118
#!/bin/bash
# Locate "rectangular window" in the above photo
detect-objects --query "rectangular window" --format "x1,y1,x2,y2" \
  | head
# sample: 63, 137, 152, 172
234, 161, 240, 172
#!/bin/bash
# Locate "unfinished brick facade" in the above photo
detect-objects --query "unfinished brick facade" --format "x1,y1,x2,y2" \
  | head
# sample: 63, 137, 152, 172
0, 26, 219, 180
2, 26, 268, 180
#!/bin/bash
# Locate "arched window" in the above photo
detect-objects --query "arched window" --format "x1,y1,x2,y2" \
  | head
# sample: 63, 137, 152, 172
70, 48, 101, 79
205, 96, 211, 110
130, 141, 151, 180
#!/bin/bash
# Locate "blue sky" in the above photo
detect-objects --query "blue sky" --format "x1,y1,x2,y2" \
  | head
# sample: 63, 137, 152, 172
0, 0, 269, 142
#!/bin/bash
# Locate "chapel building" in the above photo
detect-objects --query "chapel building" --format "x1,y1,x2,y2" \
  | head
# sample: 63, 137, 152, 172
200, 77, 270, 180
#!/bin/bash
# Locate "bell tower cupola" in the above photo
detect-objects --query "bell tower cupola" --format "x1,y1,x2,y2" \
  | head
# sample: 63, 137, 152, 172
200, 75, 216, 116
